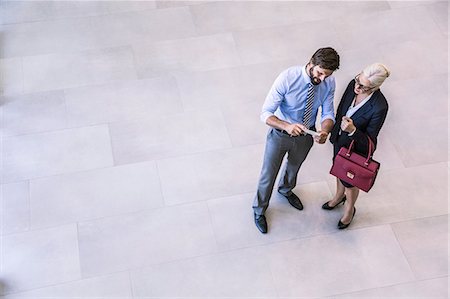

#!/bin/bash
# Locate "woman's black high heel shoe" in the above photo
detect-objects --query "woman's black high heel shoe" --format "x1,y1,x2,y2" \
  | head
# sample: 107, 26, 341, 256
322, 196, 346, 210
338, 207, 356, 229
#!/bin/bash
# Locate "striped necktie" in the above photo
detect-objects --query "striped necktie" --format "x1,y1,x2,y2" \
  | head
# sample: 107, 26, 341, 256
302, 83, 315, 128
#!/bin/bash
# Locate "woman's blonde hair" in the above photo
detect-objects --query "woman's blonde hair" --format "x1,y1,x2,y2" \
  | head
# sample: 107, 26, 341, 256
362, 63, 390, 89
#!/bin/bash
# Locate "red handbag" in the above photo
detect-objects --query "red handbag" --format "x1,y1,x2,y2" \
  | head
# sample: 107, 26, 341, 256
330, 135, 380, 192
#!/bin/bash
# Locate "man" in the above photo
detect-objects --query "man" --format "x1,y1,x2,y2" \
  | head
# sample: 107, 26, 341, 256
253, 47, 340, 233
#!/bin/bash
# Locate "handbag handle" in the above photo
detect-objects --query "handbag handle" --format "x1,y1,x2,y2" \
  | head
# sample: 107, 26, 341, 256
346, 135, 375, 166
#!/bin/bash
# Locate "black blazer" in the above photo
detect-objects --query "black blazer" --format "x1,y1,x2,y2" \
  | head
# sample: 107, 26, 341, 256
330, 80, 388, 156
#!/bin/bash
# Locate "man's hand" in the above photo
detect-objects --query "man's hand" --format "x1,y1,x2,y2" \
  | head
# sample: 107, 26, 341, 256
285, 123, 304, 137
314, 131, 329, 144
341, 116, 356, 133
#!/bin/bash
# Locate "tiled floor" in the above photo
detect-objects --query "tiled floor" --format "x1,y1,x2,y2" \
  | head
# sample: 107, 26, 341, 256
0, 1, 448, 298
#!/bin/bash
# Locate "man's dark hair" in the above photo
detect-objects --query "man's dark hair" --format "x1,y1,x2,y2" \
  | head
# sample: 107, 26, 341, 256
310, 47, 340, 71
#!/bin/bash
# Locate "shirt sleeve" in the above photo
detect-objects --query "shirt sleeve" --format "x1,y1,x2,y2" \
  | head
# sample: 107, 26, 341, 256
320, 78, 336, 123
260, 70, 288, 123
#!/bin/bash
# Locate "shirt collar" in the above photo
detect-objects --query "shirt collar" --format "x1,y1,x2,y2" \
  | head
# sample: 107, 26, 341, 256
301, 65, 311, 83
352, 92, 374, 109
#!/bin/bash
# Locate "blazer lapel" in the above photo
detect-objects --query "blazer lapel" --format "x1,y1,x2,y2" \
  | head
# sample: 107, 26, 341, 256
341, 90, 355, 118
350, 91, 379, 120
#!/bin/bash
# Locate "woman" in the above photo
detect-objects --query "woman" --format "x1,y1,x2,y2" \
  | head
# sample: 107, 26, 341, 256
322, 63, 390, 229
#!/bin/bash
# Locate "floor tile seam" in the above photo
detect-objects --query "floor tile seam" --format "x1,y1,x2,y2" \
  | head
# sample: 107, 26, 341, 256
0, 4, 197, 28
1, 141, 264, 186
205, 201, 221, 256
3, 223, 437, 295
323, 274, 449, 298
215, 102, 236, 148
375, 33, 449, 53
3, 15, 446, 61
5, 204, 444, 238
388, 222, 420, 280
77, 223, 418, 290
331, 213, 450, 236
153, 161, 167, 210
1, 190, 252, 237
0, 179, 343, 237
423, 1, 449, 36
74, 222, 83, 281
4, 176, 446, 237
381, 160, 448, 175
5, 43, 137, 63
2, 98, 190, 139
1, 165, 445, 231
195, 6, 390, 38
0, 5, 168, 27
76, 234, 320, 285
128, 270, 135, 299
0, 268, 131, 297
106, 123, 118, 168
387, 213, 449, 227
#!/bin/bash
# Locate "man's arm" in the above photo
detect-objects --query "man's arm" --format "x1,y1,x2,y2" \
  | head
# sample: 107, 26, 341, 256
314, 79, 336, 144
261, 69, 305, 137
266, 115, 304, 137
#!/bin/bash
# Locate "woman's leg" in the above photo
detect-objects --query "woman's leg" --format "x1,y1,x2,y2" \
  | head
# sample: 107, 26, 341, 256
328, 177, 346, 207
341, 186, 359, 224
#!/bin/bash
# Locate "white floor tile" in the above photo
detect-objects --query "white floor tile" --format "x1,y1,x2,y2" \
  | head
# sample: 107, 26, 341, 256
155, 1, 205, 9
133, 33, 241, 78
109, 107, 232, 165
190, 1, 294, 35
392, 215, 448, 280
380, 36, 447, 82
1, 182, 29, 235
0, 272, 132, 299
22, 46, 137, 93
2, 125, 114, 183
130, 246, 278, 298
382, 75, 447, 123
1, 91, 67, 137
89, 7, 197, 49
29, 161, 164, 229
1, 1, 448, 297
267, 225, 415, 297
208, 181, 337, 251
427, 1, 448, 35
233, 20, 342, 65
221, 100, 269, 147
0, 58, 23, 96
0, 1, 157, 25
1, 224, 81, 295
65, 76, 183, 127
77, 203, 217, 277
157, 144, 264, 205
386, 116, 447, 167
325, 163, 447, 228
296, 140, 335, 185
174, 60, 287, 113
331, 276, 448, 298
1, 18, 96, 58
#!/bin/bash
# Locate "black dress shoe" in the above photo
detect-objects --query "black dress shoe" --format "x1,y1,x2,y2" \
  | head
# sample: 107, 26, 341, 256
279, 191, 303, 210
254, 213, 267, 234
338, 207, 356, 230
322, 196, 347, 210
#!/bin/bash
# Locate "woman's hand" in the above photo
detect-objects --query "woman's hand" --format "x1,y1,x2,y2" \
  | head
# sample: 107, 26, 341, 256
341, 116, 356, 133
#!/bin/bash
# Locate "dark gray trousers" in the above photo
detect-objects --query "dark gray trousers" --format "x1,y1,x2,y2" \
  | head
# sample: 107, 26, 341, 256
253, 128, 314, 215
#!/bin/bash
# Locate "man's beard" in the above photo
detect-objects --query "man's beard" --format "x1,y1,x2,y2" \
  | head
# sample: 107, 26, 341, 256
309, 66, 321, 85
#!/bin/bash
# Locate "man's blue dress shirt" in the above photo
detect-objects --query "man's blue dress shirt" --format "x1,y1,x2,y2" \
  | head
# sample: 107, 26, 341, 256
261, 65, 336, 127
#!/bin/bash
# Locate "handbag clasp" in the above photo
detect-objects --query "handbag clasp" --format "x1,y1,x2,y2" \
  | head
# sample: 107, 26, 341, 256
347, 172, 355, 179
